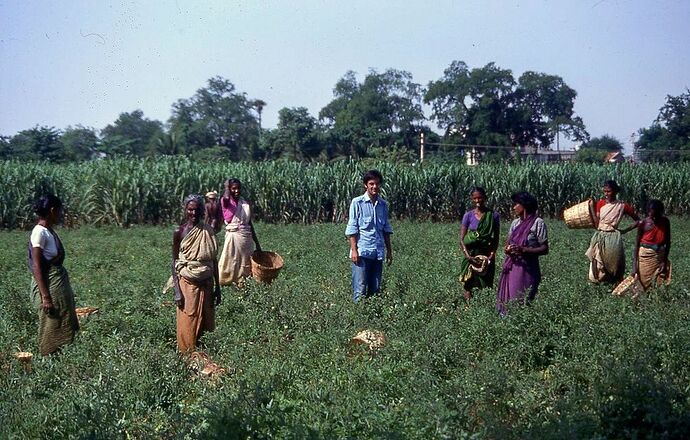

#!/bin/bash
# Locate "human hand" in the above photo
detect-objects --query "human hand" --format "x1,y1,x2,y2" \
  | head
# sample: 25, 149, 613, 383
386, 253, 393, 266
41, 300, 55, 315
351, 249, 359, 264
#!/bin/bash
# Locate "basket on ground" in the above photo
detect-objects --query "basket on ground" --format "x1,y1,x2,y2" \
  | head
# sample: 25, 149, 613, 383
563, 199, 595, 229
251, 251, 284, 283
612, 275, 644, 298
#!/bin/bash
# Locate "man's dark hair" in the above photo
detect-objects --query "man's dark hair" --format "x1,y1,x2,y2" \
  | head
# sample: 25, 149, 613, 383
362, 169, 383, 184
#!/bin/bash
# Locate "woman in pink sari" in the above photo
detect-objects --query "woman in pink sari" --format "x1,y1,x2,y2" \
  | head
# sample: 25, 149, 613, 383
218, 179, 261, 285
497, 192, 549, 315
586, 180, 639, 283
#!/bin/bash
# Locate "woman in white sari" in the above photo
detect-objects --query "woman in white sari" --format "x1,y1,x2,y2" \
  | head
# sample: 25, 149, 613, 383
586, 180, 639, 283
218, 179, 261, 285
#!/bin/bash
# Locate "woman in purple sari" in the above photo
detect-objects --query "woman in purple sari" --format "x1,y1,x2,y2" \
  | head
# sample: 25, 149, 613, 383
497, 192, 549, 315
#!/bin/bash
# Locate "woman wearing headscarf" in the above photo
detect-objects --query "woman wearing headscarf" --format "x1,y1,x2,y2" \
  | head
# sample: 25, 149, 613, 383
29, 194, 79, 355
496, 192, 549, 315
459, 187, 500, 306
172, 194, 221, 352
586, 180, 639, 283
218, 178, 261, 285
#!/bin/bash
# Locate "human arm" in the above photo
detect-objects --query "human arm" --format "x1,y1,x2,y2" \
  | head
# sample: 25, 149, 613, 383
345, 199, 360, 264
384, 233, 392, 266
659, 217, 671, 276
172, 227, 183, 309
631, 220, 644, 277
620, 203, 641, 234
213, 258, 221, 306
250, 220, 261, 252
31, 247, 54, 315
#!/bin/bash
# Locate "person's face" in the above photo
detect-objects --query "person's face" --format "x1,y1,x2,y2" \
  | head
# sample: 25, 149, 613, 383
229, 183, 242, 200
365, 178, 381, 198
471, 191, 486, 209
603, 186, 617, 201
512, 202, 524, 217
186, 201, 202, 224
648, 206, 659, 219
207, 196, 216, 205
49, 206, 64, 224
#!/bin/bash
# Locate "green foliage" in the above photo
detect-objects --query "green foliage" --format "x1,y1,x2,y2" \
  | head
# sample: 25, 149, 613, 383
425, 61, 587, 150
8, 126, 65, 162
168, 77, 261, 160
580, 134, 623, 152
636, 90, 690, 162
100, 110, 164, 157
60, 125, 100, 161
261, 107, 325, 160
1, 219, 689, 438
320, 69, 425, 158
574, 148, 608, 164
2, 159, 690, 228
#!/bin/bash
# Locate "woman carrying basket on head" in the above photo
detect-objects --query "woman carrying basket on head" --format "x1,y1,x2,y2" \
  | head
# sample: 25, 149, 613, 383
218, 178, 261, 285
586, 180, 639, 284
459, 187, 500, 306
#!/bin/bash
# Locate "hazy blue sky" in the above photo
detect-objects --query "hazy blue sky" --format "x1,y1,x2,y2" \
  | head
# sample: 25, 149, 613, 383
1, 0, 688, 150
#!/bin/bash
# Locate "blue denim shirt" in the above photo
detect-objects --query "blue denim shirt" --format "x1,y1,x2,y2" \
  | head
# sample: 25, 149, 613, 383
345, 193, 393, 260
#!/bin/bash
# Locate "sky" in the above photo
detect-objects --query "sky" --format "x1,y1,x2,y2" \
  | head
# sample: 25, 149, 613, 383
1, 0, 689, 152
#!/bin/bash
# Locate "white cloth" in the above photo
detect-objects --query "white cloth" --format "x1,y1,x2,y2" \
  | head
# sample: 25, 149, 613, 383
30, 225, 59, 260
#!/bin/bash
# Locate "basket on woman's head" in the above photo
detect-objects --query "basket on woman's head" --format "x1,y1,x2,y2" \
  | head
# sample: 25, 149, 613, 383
251, 251, 284, 283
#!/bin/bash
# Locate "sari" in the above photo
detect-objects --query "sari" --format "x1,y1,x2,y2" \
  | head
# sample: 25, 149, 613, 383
28, 231, 79, 356
459, 210, 499, 289
175, 223, 218, 352
218, 197, 254, 285
586, 201, 626, 283
637, 246, 670, 290
496, 215, 542, 315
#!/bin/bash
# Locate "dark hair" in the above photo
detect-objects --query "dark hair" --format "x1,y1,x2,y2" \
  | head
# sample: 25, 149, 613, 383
225, 178, 242, 187
33, 194, 63, 218
647, 199, 664, 216
511, 191, 538, 214
470, 186, 487, 198
603, 180, 621, 193
362, 169, 383, 185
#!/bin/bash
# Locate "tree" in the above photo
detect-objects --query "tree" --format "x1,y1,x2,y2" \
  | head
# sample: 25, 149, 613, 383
261, 107, 324, 160
169, 77, 261, 161
0, 135, 11, 159
101, 110, 163, 157
61, 125, 100, 161
319, 69, 426, 158
425, 61, 588, 158
580, 134, 623, 151
574, 134, 623, 163
636, 90, 690, 162
8, 126, 65, 161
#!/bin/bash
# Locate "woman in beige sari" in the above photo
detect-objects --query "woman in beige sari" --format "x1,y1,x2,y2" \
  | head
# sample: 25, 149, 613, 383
218, 179, 261, 285
586, 180, 640, 283
172, 194, 221, 352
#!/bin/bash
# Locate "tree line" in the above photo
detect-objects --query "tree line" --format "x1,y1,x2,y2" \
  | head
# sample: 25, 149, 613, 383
1, 61, 687, 163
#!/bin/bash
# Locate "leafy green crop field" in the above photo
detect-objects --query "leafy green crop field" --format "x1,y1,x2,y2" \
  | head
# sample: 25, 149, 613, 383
1, 219, 689, 439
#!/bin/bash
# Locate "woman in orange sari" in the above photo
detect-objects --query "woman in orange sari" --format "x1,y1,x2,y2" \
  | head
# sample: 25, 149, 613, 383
172, 194, 221, 352
586, 180, 639, 283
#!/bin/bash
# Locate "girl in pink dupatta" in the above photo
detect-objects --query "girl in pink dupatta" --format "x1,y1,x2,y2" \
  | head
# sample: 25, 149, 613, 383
497, 192, 549, 315
218, 179, 261, 285
586, 180, 639, 283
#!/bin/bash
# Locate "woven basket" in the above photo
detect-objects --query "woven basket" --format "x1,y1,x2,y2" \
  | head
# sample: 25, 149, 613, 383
251, 251, 284, 283
612, 275, 644, 297
563, 199, 595, 229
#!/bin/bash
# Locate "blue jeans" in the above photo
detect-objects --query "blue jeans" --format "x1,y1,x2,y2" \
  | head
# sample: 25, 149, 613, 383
352, 257, 383, 303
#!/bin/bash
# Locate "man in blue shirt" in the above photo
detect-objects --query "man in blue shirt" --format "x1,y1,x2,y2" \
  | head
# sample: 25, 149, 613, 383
345, 169, 393, 302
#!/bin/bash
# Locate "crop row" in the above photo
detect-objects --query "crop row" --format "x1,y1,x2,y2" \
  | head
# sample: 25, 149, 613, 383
1, 158, 689, 228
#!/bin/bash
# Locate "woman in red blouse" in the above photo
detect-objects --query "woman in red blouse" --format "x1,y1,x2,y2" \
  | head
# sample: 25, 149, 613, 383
585, 180, 640, 283
633, 199, 671, 290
